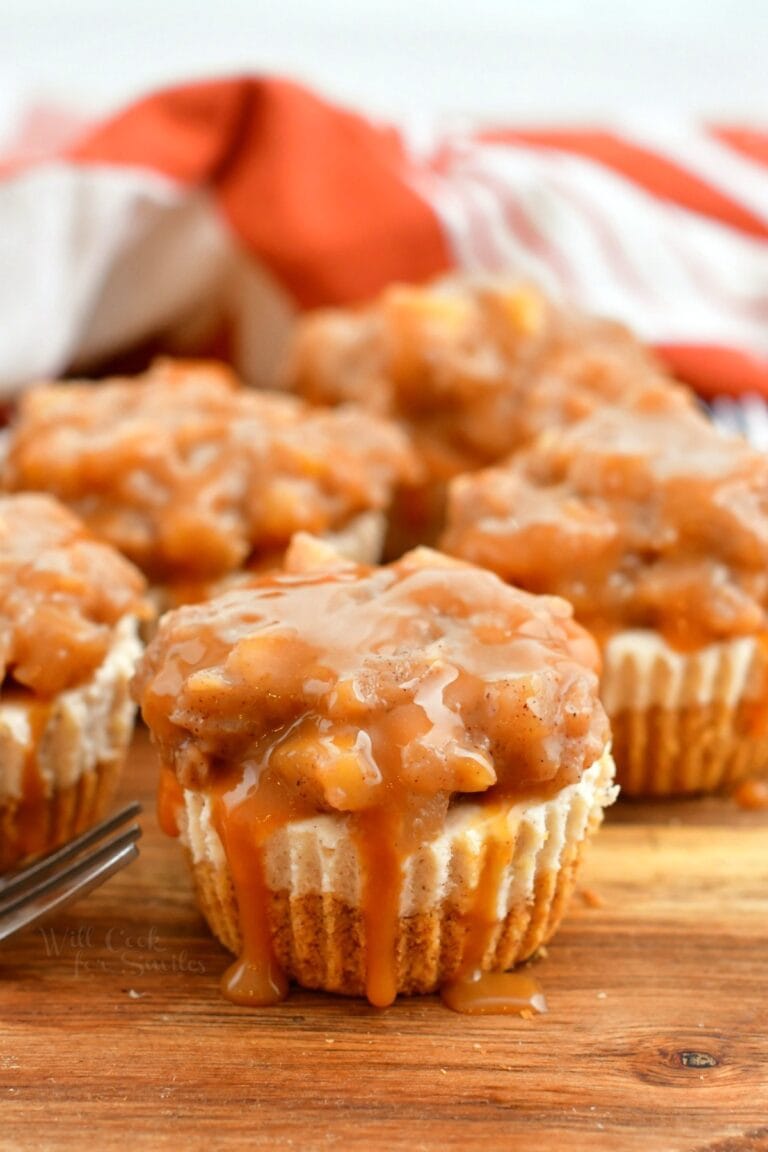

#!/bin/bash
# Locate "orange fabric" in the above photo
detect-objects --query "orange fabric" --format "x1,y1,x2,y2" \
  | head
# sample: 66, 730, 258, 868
68, 76, 452, 307
3, 78, 766, 401
709, 126, 768, 170
68, 78, 247, 183
656, 344, 768, 400
478, 129, 768, 241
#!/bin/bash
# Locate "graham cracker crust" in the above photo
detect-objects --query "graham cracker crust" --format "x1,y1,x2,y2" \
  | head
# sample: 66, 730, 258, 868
611, 698, 768, 796
0, 759, 122, 872
187, 841, 589, 997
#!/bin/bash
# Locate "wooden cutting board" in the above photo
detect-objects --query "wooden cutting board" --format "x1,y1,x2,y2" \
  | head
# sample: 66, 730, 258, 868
1, 729, 766, 1152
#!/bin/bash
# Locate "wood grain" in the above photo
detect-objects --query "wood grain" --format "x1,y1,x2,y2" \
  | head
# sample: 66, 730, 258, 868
1, 728, 766, 1152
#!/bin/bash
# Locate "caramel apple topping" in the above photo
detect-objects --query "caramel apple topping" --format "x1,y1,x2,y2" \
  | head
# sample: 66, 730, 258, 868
442, 400, 768, 650
3, 359, 418, 582
134, 538, 609, 1008
285, 279, 694, 480
0, 493, 147, 695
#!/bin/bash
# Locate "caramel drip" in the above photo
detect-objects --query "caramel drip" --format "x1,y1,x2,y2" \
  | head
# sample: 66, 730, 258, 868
187, 767, 552, 1012
219, 836, 289, 1009
156, 766, 184, 838
353, 809, 403, 1009
439, 822, 546, 1017
209, 776, 410, 1009
457, 824, 516, 979
214, 812, 288, 1007
441, 971, 547, 1016
210, 771, 298, 1007
14, 700, 52, 862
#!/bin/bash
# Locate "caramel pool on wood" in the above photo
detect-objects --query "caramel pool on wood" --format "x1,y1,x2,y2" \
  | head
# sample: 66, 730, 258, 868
133, 537, 617, 1008
441, 971, 548, 1016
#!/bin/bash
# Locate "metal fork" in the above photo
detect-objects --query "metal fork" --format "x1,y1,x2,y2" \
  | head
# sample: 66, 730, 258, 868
0, 802, 142, 944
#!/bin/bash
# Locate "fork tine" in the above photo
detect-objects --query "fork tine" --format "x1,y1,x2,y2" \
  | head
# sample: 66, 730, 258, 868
0, 821, 142, 920
0, 801, 142, 899
0, 837, 140, 945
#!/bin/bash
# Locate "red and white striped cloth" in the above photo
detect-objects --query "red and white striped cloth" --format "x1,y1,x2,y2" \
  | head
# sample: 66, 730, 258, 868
2, 75, 766, 401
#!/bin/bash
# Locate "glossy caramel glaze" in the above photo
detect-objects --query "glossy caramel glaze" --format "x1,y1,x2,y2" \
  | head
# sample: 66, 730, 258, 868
3, 359, 418, 582
442, 399, 768, 650
0, 494, 147, 695
441, 970, 547, 1016
284, 278, 694, 482
134, 538, 609, 1007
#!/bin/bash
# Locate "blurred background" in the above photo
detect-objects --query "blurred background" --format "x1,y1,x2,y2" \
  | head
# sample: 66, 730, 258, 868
1, 0, 764, 397
0, 0, 765, 144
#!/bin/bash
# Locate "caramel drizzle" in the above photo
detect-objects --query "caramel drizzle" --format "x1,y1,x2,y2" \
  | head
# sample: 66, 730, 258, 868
205, 782, 549, 1014
209, 763, 310, 1008
156, 766, 184, 838
439, 820, 548, 1016
212, 788, 289, 1007
208, 775, 407, 1009
4, 699, 53, 870
353, 808, 403, 1008
456, 826, 516, 980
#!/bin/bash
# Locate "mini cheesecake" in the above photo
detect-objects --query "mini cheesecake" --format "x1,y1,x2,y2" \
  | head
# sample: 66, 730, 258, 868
2, 358, 418, 601
0, 494, 149, 870
283, 277, 694, 547
133, 535, 616, 1007
442, 399, 768, 796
